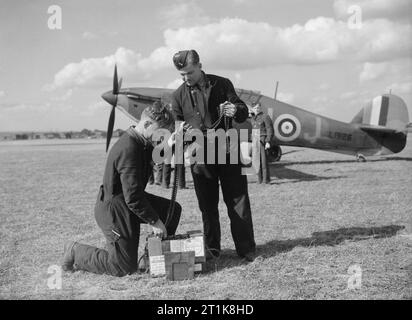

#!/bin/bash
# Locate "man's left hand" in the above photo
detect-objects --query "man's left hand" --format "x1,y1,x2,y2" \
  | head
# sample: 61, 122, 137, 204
220, 101, 237, 118
265, 142, 271, 150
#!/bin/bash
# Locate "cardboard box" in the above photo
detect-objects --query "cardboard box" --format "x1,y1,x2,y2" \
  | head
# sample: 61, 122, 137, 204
147, 230, 205, 280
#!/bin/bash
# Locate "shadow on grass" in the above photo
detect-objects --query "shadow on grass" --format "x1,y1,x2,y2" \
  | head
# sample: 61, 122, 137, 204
258, 224, 405, 258
249, 162, 347, 183
203, 225, 405, 274
267, 165, 346, 183
274, 156, 412, 167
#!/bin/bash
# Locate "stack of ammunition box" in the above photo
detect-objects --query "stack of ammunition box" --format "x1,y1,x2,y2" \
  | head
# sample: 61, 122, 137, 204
147, 230, 205, 281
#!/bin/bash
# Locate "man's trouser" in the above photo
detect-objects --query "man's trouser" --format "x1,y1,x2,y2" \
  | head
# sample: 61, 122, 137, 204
258, 139, 270, 184
162, 163, 171, 188
190, 163, 256, 257
161, 164, 186, 189
154, 163, 163, 185
72, 187, 181, 277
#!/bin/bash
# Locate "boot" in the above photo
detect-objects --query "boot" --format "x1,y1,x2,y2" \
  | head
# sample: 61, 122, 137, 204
61, 241, 78, 271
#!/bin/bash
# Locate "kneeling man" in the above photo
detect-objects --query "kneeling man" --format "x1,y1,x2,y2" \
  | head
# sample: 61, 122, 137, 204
62, 102, 181, 277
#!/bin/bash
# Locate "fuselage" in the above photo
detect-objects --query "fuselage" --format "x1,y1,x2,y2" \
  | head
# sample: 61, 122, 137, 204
103, 87, 407, 157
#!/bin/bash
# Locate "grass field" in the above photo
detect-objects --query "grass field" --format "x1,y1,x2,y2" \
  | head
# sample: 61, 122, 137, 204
0, 136, 411, 300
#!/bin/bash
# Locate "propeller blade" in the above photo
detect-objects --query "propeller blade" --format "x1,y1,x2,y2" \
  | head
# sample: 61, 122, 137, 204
106, 105, 115, 152
113, 65, 118, 94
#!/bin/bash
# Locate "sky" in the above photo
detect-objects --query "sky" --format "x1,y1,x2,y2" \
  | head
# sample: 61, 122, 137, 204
0, 0, 411, 132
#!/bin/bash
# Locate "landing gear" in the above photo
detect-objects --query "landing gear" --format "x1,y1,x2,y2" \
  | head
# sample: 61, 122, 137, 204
268, 145, 282, 162
356, 154, 366, 162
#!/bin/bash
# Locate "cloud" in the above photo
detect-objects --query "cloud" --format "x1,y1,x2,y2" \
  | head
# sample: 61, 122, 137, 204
82, 31, 99, 40
385, 81, 412, 96
359, 62, 389, 82
80, 101, 107, 116
158, 1, 211, 29
359, 59, 411, 82
0, 102, 52, 112
46, 17, 412, 90
334, 0, 412, 21
0, 90, 5, 98
50, 89, 73, 101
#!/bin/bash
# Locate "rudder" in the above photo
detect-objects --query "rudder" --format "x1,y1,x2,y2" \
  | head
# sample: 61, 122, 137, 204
351, 94, 409, 132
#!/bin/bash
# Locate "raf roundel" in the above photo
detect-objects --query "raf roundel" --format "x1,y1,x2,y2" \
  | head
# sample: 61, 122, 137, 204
274, 114, 302, 142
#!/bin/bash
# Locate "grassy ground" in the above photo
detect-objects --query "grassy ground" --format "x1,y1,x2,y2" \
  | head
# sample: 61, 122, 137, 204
0, 137, 411, 300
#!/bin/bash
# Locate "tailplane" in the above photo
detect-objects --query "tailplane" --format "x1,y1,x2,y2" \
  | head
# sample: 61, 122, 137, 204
351, 94, 409, 154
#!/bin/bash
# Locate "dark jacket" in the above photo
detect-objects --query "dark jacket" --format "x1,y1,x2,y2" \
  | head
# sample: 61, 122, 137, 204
171, 73, 248, 132
100, 127, 159, 225
251, 112, 274, 144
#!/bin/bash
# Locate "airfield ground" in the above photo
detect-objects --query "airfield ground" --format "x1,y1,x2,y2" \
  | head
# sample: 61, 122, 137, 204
0, 136, 411, 299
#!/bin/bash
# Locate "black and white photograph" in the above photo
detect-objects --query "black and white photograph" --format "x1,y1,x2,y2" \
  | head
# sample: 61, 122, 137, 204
0, 0, 411, 304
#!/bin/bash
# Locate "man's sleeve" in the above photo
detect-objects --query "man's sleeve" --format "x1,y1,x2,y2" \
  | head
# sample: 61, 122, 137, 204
116, 147, 159, 225
264, 115, 274, 143
225, 78, 248, 123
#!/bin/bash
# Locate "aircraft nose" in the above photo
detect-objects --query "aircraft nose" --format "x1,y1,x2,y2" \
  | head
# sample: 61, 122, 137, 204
101, 91, 117, 106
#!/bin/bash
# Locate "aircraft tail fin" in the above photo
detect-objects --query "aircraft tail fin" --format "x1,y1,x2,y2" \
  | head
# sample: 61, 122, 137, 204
351, 94, 409, 154
351, 94, 409, 132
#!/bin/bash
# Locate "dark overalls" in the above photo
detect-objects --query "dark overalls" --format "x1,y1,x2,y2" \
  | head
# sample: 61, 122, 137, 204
251, 112, 274, 184
171, 73, 256, 257
72, 127, 181, 277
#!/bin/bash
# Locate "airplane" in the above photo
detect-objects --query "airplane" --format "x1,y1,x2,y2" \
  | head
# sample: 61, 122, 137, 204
101, 66, 409, 162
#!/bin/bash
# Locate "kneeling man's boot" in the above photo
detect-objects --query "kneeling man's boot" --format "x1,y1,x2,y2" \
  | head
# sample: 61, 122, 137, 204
61, 241, 78, 272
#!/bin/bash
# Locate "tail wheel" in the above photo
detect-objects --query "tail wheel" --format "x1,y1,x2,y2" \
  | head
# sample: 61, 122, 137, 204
356, 154, 366, 162
268, 145, 282, 162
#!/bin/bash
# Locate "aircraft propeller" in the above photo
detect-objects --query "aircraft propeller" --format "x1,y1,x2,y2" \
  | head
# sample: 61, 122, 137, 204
102, 65, 123, 152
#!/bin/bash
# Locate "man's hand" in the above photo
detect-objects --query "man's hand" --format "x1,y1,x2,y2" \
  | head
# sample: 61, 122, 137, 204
151, 219, 167, 238
220, 101, 237, 118
265, 142, 271, 150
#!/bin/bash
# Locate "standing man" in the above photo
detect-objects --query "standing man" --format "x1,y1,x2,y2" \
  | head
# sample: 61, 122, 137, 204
61, 102, 181, 277
171, 50, 256, 261
251, 102, 274, 184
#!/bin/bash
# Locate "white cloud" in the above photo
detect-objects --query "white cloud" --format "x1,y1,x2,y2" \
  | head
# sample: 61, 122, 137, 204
1, 103, 52, 112
46, 17, 412, 90
334, 0, 411, 21
82, 31, 99, 40
50, 89, 73, 101
0, 90, 5, 98
359, 62, 389, 82
359, 59, 411, 82
80, 101, 107, 116
158, 1, 211, 29
385, 81, 412, 96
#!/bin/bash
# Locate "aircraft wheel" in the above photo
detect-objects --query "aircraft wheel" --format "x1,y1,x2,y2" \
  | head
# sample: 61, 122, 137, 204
356, 154, 366, 162
268, 145, 282, 162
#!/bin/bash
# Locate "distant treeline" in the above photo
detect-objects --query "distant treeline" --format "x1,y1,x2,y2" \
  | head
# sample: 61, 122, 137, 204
1, 129, 125, 141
